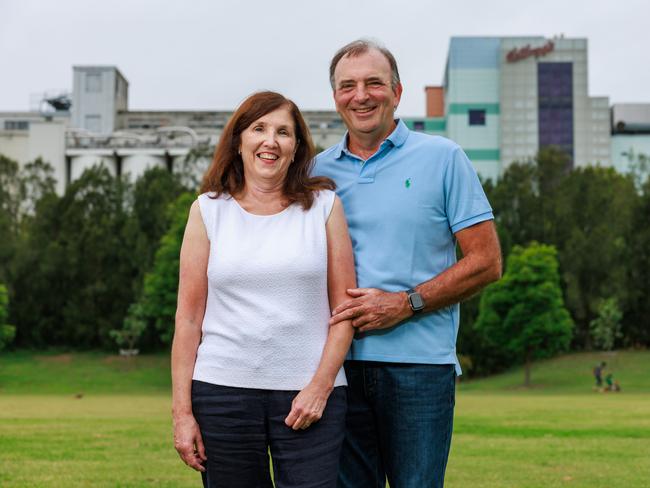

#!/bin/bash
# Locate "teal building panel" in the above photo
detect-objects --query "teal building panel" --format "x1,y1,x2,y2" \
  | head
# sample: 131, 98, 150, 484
448, 103, 500, 114
402, 117, 447, 135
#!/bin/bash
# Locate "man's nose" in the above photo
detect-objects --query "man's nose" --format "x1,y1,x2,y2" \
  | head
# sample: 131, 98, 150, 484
352, 83, 370, 103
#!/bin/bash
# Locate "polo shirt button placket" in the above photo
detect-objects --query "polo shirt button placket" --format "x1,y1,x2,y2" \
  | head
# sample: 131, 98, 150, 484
358, 156, 377, 184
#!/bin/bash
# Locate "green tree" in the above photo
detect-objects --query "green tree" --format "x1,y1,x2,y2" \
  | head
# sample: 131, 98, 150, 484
487, 161, 540, 257
590, 298, 623, 351
458, 148, 569, 376
0, 283, 15, 350
622, 148, 650, 190
9, 188, 62, 346
58, 167, 135, 347
0, 154, 22, 215
11, 166, 136, 348
120, 167, 189, 349
490, 147, 570, 255
624, 176, 650, 345
19, 157, 57, 216
475, 243, 574, 386
0, 155, 22, 284
1, 155, 58, 346
0, 155, 56, 228
536, 147, 571, 243
458, 295, 512, 377
123, 167, 188, 291
551, 167, 636, 347
136, 192, 195, 344
109, 303, 147, 354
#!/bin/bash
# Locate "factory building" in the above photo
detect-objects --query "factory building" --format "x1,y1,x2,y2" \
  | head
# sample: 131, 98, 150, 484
405, 36, 612, 181
1, 37, 648, 192
1, 66, 346, 193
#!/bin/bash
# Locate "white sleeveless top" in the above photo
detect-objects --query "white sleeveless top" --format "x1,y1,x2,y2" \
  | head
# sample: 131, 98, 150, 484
192, 189, 347, 390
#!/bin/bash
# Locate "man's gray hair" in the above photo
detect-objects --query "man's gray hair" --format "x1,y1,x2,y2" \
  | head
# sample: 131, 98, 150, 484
329, 39, 401, 91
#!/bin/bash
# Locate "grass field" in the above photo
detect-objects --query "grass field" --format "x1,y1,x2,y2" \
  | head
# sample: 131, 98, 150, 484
1, 350, 648, 487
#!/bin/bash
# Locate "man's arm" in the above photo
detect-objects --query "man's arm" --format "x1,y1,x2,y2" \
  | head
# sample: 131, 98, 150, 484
329, 220, 502, 333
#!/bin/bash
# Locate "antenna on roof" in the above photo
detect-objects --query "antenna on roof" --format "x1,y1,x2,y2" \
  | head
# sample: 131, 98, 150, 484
30, 90, 72, 114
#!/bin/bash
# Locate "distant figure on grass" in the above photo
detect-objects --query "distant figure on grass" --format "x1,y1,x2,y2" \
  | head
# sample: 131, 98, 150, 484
605, 372, 621, 392
593, 361, 606, 390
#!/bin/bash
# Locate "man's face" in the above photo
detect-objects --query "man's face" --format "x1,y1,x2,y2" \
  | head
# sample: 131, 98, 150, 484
333, 49, 402, 144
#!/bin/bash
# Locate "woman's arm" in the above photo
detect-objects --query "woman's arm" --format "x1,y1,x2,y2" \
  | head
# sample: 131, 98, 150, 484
285, 195, 356, 430
171, 200, 209, 471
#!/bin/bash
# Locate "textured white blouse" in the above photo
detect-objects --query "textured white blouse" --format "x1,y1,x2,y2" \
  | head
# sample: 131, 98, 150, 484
192, 190, 346, 390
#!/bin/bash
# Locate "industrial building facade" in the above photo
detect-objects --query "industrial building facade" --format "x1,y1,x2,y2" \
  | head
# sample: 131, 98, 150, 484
404, 36, 612, 181
1, 36, 649, 193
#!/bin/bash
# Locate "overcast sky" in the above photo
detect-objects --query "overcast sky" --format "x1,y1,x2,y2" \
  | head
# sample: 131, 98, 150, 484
1, 0, 648, 117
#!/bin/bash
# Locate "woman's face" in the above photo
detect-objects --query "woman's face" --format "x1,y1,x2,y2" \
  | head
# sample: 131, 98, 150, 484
239, 106, 298, 187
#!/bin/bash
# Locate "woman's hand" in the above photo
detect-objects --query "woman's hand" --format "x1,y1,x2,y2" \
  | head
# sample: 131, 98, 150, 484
281, 195, 356, 432
284, 380, 332, 430
173, 413, 207, 471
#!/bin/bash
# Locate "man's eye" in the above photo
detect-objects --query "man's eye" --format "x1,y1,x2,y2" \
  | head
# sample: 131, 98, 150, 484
339, 84, 354, 91
368, 81, 383, 87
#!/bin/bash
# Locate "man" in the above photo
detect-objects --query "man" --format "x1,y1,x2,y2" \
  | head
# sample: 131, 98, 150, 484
593, 361, 606, 390
313, 39, 502, 488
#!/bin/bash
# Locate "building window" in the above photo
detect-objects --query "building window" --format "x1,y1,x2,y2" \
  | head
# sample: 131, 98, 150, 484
4, 120, 29, 130
86, 73, 102, 93
468, 109, 486, 126
85, 114, 102, 133
413, 121, 425, 131
538, 62, 574, 165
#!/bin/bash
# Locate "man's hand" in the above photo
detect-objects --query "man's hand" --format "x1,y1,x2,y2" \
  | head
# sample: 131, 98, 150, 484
329, 288, 412, 333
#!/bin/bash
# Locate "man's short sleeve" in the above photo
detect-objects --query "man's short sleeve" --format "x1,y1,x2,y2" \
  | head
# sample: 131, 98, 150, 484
444, 146, 494, 234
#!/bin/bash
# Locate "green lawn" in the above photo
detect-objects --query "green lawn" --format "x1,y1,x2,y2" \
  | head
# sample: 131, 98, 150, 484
1, 350, 648, 487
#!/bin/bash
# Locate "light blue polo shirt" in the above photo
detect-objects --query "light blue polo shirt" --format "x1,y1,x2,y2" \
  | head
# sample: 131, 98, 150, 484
313, 119, 493, 374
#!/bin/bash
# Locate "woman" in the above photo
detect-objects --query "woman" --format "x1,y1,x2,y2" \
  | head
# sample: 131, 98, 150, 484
171, 91, 356, 488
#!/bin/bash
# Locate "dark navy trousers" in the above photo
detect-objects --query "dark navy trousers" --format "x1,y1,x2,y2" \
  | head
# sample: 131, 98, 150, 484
191, 380, 347, 488
337, 361, 456, 488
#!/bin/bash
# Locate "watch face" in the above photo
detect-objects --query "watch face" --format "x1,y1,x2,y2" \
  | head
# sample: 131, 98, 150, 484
409, 292, 425, 311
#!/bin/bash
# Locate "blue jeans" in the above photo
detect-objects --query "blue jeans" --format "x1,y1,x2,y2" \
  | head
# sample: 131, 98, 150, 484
192, 381, 347, 488
337, 361, 455, 488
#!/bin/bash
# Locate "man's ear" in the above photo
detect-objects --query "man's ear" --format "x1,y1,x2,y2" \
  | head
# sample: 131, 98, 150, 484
393, 82, 403, 110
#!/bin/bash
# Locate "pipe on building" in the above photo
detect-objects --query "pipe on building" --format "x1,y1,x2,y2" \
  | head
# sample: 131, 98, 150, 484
156, 126, 199, 145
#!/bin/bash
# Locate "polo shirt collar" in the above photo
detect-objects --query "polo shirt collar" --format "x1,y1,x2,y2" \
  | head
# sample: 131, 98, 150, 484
386, 119, 409, 148
334, 119, 409, 159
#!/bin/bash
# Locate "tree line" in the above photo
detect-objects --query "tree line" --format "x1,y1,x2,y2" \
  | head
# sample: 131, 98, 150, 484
459, 148, 650, 376
0, 148, 648, 376
0, 154, 192, 351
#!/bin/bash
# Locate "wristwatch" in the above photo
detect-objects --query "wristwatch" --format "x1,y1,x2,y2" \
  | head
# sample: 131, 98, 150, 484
406, 288, 425, 314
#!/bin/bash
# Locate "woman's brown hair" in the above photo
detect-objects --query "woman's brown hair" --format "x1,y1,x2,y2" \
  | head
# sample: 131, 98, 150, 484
200, 91, 334, 210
